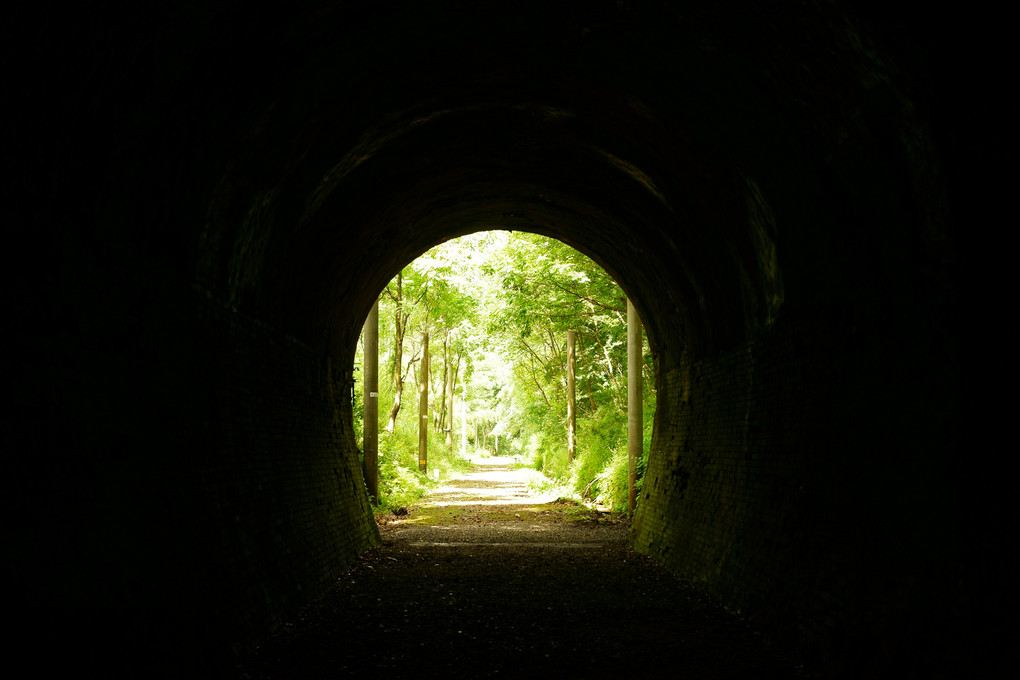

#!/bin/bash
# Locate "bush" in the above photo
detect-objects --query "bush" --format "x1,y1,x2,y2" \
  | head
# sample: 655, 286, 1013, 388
591, 446, 638, 511
524, 430, 571, 479
371, 403, 471, 513
571, 404, 626, 500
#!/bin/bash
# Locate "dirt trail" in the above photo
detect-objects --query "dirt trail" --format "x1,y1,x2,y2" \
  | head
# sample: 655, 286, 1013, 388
237, 456, 805, 679
378, 455, 627, 541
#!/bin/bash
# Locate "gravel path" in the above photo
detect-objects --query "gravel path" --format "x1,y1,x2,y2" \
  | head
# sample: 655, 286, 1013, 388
237, 457, 806, 679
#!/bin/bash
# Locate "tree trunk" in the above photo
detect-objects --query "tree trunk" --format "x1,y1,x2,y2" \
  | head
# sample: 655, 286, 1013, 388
627, 299, 642, 515
445, 344, 455, 448
461, 379, 467, 457
567, 329, 576, 463
593, 323, 623, 409
387, 271, 405, 433
363, 299, 379, 501
418, 331, 429, 472
438, 336, 448, 433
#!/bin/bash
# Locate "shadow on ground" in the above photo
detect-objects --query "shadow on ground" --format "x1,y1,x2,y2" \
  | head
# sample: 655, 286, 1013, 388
236, 457, 806, 679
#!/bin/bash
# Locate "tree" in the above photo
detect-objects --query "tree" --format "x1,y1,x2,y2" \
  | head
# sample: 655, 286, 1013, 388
368, 229, 652, 511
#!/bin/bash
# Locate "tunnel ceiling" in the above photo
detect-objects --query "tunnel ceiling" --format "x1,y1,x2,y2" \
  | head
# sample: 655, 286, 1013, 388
176, 0, 942, 370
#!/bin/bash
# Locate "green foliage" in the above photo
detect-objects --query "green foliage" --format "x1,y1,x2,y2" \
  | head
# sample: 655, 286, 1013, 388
376, 447, 430, 509
524, 427, 569, 479
372, 407, 472, 512
592, 447, 630, 510
353, 364, 472, 512
515, 465, 574, 499
571, 404, 626, 501
358, 229, 656, 515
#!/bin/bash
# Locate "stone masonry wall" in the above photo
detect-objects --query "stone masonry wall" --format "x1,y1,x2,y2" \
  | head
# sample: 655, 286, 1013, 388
633, 295, 957, 675
6, 268, 380, 674
189, 291, 381, 658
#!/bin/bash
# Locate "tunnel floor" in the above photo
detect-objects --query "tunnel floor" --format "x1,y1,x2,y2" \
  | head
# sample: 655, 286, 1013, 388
236, 458, 807, 679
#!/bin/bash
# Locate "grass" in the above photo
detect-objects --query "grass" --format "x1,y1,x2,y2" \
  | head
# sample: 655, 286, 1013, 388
368, 423, 474, 513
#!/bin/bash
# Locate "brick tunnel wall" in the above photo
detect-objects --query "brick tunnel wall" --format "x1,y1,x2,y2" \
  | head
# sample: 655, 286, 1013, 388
634, 300, 957, 674
5, 247, 380, 673
188, 293, 381, 654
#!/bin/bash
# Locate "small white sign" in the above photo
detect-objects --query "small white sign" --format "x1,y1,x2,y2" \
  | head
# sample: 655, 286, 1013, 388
369, 392, 378, 398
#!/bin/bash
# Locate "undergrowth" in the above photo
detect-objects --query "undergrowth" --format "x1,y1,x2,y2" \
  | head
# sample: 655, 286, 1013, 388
367, 416, 472, 513
522, 397, 653, 513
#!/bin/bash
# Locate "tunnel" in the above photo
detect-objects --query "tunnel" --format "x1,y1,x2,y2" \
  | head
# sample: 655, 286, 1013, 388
4, 0, 997, 676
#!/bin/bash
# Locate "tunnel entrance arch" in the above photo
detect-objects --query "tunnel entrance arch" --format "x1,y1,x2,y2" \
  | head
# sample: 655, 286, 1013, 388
194, 80, 819, 667
354, 229, 657, 514
198, 88, 794, 515
188, 45, 953, 669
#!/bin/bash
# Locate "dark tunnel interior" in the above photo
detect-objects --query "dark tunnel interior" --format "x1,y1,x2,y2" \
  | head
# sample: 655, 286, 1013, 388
3, 0, 1007, 676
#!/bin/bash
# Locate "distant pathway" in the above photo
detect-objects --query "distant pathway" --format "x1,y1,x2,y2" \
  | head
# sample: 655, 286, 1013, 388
237, 457, 804, 679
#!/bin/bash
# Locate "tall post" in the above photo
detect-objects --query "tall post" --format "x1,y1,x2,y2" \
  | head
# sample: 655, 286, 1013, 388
567, 330, 576, 463
418, 331, 429, 472
627, 299, 642, 514
461, 382, 468, 457
446, 357, 454, 448
363, 300, 379, 501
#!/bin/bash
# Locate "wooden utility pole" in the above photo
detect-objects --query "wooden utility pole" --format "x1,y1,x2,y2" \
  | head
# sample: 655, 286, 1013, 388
627, 299, 642, 514
461, 382, 468, 457
446, 351, 454, 448
418, 331, 429, 472
567, 330, 576, 462
363, 300, 379, 501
